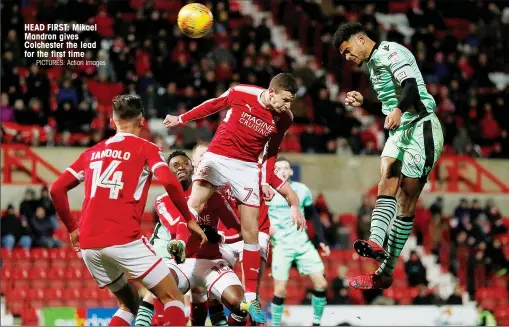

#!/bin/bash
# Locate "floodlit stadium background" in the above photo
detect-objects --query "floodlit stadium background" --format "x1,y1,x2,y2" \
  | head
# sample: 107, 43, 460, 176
1, 0, 509, 325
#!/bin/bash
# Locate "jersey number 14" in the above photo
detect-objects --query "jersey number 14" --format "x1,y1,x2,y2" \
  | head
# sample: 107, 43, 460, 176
89, 160, 124, 199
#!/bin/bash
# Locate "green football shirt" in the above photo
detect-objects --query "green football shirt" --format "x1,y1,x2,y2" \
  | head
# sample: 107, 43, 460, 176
366, 41, 436, 125
268, 181, 313, 246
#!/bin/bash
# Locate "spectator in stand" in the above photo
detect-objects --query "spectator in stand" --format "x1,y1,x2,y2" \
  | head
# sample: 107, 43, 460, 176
30, 206, 61, 248
77, 101, 96, 133
446, 285, 464, 305
55, 101, 78, 133
453, 127, 473, 155
454, 198, 470, 222
405, 251, 428, 287
486, 238, 508, 276
1, 204, 32, 250
19, 188, 38, 220
26, 64, 50, 111
413, 285, 443, 305
38, 186, 58, 230
0, 92, 13, 122
357, 194, 374, 240
56, 79, 78, 106
27, 97, 47, 126
330, 265, 350, 304
13, 99, 32, 126
480, 105, 501, 143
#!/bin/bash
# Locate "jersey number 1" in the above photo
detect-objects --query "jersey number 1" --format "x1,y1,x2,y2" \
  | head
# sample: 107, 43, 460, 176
89, 160, 124, 199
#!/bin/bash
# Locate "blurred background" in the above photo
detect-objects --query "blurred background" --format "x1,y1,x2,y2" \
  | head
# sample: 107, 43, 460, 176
1, 0, 509, 325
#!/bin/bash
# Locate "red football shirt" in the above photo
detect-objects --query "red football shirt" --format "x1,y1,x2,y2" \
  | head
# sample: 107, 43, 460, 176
177, 191, 240, 260
66, 132, 168, 249
153, 193, 187, 238
178, 84, 293, 185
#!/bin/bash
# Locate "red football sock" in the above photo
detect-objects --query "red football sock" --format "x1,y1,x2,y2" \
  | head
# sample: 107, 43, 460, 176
109, 309, 134, 326
161, 300, 187, 326
242, 243, 261, 300
191, 300, 208, 326
228, 313, 248, 326
152, 298, 164, 326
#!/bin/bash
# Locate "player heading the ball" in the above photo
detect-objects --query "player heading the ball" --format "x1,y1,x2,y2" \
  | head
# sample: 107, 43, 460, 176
163, 73, 307, 323
332, 22, 444, 290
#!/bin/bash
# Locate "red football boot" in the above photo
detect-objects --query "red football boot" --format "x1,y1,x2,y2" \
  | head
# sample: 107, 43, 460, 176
353, 239, 389, 262
349, 272, 393, 290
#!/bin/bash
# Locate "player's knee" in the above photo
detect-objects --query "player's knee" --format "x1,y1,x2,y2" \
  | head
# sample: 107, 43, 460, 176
314, 276, 328, 291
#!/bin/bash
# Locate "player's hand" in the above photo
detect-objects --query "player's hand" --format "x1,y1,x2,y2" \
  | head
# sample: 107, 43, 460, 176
163, 115, 180, 128
290, 205, 306, 230
344, 91, 363, 107
261, 184, 275, 201
319, 242, 331, 257
187, 219, 208, 246
384, 108, 402, 130
200, 224, 222, 244
69, 229, 80, 252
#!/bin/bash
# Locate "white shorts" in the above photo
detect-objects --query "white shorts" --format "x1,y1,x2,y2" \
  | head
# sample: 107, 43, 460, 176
173, 258, 242, 302
220, 232, 270, 268
81, 237, 169, 292
193, 152, 261, 207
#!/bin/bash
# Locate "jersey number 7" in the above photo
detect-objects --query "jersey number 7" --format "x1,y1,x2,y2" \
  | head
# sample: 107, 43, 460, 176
89, 160, 124, 199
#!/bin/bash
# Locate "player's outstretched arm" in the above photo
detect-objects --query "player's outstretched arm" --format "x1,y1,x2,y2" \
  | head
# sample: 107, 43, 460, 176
50, 170, 81, 251
163, 88, 234, 128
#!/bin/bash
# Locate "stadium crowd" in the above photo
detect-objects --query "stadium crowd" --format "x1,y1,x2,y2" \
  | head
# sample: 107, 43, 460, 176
2, 0, 509, 158
1, 187, 61, 250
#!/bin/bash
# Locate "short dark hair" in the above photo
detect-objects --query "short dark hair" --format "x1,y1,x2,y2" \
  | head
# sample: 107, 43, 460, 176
112, 95, 145, 120
332, 22, 366, 50
166, 150, 190, 164
269, 73, 298, 94
276, 157, 291, 165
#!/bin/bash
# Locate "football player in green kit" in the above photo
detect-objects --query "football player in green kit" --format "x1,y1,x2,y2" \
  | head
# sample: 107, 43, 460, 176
269, 158, 330, 326
332, 22, 444, 290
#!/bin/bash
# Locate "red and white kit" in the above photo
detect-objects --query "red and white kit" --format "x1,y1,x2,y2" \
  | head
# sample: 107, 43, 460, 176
218, 171, 286, 267
50, 132, 193, 291
156, 188, 243, 302
179, 84, 293, 207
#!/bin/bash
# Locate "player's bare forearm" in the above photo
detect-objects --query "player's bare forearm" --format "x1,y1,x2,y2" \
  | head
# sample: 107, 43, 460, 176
277, 182, 300, 208
50, 172, 80, 232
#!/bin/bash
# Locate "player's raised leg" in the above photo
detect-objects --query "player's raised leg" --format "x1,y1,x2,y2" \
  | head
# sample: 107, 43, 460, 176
353, 157, 401, 263
188, 179, 215, 215
351, 116, 444, 290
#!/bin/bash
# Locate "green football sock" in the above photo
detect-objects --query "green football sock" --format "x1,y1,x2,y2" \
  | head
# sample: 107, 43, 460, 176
369, 196, 397, 246
311, 290, 327, 326
377, 216, 414, 277
134, 301, 154, 326
271, 295, 285, 326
